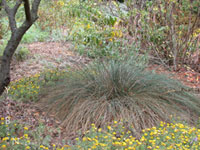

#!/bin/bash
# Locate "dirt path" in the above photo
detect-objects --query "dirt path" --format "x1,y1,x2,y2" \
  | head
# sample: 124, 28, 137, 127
10, 42, 90, 81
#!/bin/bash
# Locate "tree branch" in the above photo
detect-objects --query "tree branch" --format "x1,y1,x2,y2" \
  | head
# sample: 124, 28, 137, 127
2, 0, 20, 32
31, 0, 41, 20
13, 0, 23, 15
23, 0, 31, 21
0, 0, 41, 95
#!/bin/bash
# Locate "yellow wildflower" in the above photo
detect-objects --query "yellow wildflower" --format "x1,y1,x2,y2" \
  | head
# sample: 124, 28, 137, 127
24, 126, 29, 130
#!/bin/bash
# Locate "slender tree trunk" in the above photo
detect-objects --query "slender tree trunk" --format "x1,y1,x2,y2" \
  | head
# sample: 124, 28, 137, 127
0, 24, 31, 95
0, 0, 41, 95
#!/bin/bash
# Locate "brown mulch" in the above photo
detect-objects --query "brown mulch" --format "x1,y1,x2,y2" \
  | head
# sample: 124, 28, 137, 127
10, 42, 90, 81
148, 64, 200, 93
0, 98, 77, 146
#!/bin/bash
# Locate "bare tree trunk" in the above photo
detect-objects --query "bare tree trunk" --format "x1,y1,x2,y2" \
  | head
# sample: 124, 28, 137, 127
0, 0, 41, 95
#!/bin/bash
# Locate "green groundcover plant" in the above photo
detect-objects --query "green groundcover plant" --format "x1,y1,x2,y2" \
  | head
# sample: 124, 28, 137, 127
7, 69, 67, 101
38, 59, 200, 136
71, 120, 200, 150
0, 117, 52, 150
2, 117, 200, 150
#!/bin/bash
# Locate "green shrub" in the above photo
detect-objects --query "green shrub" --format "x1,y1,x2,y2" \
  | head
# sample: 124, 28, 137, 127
14, 46, 30, 61
39, 59, 200, 136
69, 19, 125, 58
8, 69, 67, 102
8, 74, 41, 101
65, 0, 129, 58
125, 0, 200, 69
21, 25, 49, 43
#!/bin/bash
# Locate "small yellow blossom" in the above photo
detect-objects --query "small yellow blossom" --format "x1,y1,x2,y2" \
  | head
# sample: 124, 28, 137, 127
24, 127, 29, 130
25, 146, 31, 149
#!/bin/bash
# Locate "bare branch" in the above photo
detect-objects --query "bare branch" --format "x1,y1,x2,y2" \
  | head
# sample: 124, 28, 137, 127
1, 0, 22, 32
13, 0, 23, 15
23, 0, 31, 21
31, 0, 41, 20
2, 0, 16, 32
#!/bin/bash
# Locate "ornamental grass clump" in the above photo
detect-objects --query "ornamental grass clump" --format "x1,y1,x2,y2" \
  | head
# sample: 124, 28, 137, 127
39, 59, 200, 136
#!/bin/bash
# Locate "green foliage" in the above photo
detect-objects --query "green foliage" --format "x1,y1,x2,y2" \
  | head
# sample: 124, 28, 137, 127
0, 117, 52, 150
69, 19, 124, 58
39, 59, 200, 135
0, 24, 3, 39
8, 69, 67, 101
126, 0, 200, 68
14, 46, 30, 61
36, 0, 68, 30
0, 40, 7, 56
2, 118, 200, 150
65, 0, 119, 27
48, 29, 66, 42
21, 25, 49, 44
71, 121, 200, 150
1, 42, 30, 61
65, 0, 131, 58
8, 74, 41, 101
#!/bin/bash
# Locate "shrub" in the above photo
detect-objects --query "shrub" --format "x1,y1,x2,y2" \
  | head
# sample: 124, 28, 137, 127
125, 0, 200, 70
70, 21, 125, 58
66, 0, 129, 58
8, 69, 67, 102
8, 73, 41, 101
14, 46, 30, 61
21, 25, 49, 43
39, 59, 200, 136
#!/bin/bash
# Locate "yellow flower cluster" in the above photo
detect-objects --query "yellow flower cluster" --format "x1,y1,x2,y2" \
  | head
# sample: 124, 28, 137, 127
57, 1, 65, 6
72, 121, 200, 150
1, 116, 200, 150
193, 28, 200, 38
0, 117, 64, 150
8, 69, 67, 101
8, 74, 41, 100
111, 30, 123, 38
